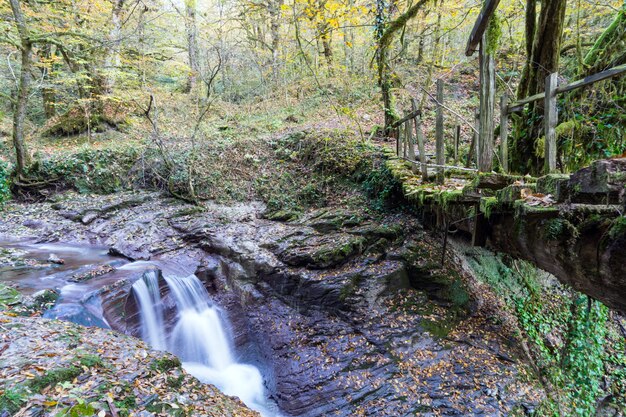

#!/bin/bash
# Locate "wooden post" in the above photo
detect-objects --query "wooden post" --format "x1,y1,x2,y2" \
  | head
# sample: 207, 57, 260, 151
407, 120, 417, 174
404, 120, 409, 158
500, 94, 509, 173
478, 35, 495, 172
412, 98, 428, 181
467, 109, 480, 168
454, 125, 460, 164
544, 72, 558, 174
472, 208, 488, 247
435, 79, 445, 184
396, 123, 401, 157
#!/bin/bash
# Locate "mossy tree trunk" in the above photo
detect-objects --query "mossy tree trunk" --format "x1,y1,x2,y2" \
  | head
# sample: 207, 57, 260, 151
512, 0, 567, 175
376, 0, 430, 134
184, 0, 200, 93
582, 2, 626, 74
9, 0, 33, 176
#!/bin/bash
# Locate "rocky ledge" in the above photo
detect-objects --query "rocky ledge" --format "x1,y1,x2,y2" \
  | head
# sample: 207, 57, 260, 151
0, 191, 545, 416
0, 311, 257, 417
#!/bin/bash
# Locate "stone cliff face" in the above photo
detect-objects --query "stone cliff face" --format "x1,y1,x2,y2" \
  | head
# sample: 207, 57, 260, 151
0, 192, 543, 415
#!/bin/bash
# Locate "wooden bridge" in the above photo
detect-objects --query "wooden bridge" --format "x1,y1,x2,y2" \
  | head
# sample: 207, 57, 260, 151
384, 0, 626, 313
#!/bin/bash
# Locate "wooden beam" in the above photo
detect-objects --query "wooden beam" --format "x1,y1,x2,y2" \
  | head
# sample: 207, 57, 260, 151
406, 120, 418, 174
507, 63, 626, 113
390, 108, 421, 129
478, 37, 495, 172
556, 63, 626, 94
465, 0, 501, 56
454, 125, 460, 164
435, 79, 445, 184
544, 73, 558, 174
411, 99, 428, 182
500, 94, 509, 173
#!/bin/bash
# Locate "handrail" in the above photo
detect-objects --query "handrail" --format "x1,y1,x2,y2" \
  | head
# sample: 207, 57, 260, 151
507, 63, 626, 113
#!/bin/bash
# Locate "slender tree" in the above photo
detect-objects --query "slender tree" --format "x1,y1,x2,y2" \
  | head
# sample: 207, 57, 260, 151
8, 0, 32, 176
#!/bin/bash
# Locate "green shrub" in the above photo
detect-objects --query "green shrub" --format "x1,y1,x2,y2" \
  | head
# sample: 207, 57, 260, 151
0, 160, 11, 207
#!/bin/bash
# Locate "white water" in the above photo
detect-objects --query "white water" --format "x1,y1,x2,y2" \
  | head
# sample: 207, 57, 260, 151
132, 272, 273, 415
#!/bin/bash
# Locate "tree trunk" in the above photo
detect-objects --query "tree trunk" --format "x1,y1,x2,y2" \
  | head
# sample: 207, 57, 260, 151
319, 26, 334, 75
184, 0, 200, 93
583, 2, 626, 74
268, 0, 283, 81
9, 0, 32, 175
512, 0, 567, 175
40, 44, 56, 119
104, 0, 125, 94
517, 0, 537, 100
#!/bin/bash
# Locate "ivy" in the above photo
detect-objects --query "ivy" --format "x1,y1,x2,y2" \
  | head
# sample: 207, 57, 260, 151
0, 161, 11, 208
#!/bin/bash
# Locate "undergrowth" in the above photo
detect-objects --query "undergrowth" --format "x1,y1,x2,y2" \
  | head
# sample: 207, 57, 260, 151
466, 251, 626, 416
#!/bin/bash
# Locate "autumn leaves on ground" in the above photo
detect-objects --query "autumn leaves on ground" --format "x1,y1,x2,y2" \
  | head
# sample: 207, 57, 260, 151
1, 0, 626, 416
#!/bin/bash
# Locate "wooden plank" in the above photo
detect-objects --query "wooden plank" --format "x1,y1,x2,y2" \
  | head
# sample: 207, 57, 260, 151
466, 109, 479, 168
544, 72, 558, 173
396, 124, 401, 156
402, 158, 478, 172
478, 37, 495, 172
465, 0, 501, 56
472, 209, 488, 247
508, 64, 626, 113
557, 63, 626, 94
403, 121, 408, 158
412, 99, 428, 182
435, 79, 445, 184
391, 108, 421, 129
500, 94, 509, 173
454, 125, 460, 164
406, 120, 418, 174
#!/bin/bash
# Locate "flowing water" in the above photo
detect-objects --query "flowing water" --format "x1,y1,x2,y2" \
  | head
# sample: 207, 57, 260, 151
1, 239, 278, 416
132, 272, 275, 416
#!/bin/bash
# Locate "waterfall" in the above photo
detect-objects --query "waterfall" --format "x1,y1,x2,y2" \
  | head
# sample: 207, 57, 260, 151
132, 271, 273, 416
132, 270, 167, 350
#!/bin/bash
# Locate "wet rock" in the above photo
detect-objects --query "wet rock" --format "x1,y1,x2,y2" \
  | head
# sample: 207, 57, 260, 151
21, 289, 59, 312
274, 233, 366, 269
301, 209, 364, 233
48, 253, 65, 264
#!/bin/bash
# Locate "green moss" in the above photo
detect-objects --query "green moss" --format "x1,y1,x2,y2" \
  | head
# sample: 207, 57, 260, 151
0, 285, 22, 310
486, 10, 502, 55
543, 218, 579, 242
536, 173, 570, 198
608, 216, 626, 240
150, 356, 181, 373
480, 197, 499, 219
438, 190, 463, 209
312, 236, 365, 266
29, 367, 83, 392
76, 353, 104, 368
0, 387, 25, 415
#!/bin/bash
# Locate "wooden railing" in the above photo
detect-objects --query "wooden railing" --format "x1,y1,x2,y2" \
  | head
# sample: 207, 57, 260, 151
395, 79, 477, 184
500, 63, 626, 174
396, 63, 626, 183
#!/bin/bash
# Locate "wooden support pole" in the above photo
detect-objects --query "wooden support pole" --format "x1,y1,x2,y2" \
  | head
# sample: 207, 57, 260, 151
478, 36, 495, 172
396, 123, 401, 157
467, 109, 480, 168
406, 120, 417, 174
403, 120, 408, 158
544, 72, 558, 174
435, 79, 445, 184
454, 125, 460, 164
472, 208, 488, 247
412, 98, 428, 181
500, 94, 509, 173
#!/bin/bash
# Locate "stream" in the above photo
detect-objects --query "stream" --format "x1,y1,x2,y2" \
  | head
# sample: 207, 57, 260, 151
0, 194, 545, 415
0, 239, 280, 416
